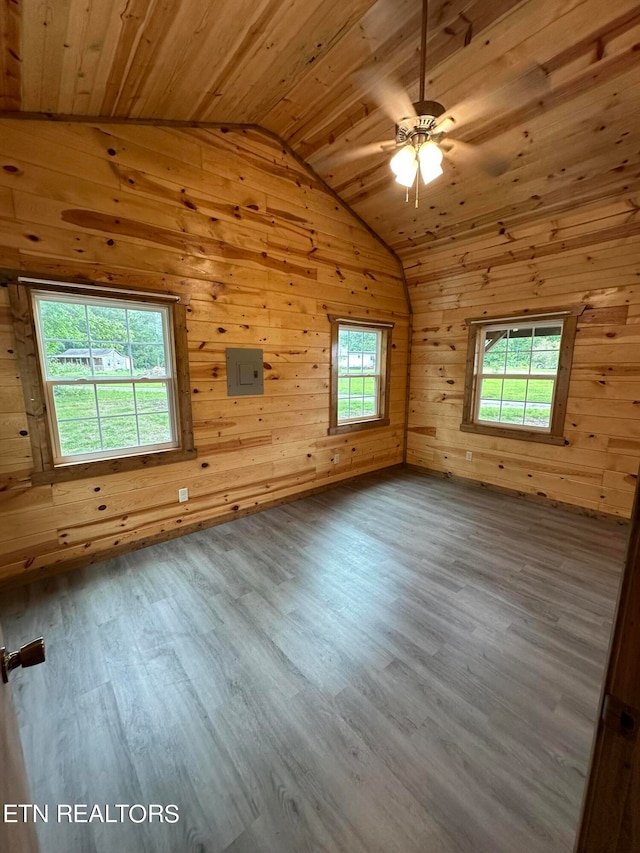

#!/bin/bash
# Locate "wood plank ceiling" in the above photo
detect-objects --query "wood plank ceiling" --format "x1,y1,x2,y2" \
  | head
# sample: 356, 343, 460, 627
1, 0, 639, 262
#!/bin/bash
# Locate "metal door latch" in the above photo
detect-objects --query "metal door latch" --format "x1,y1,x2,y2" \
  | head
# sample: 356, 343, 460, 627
1, 638, 46, 684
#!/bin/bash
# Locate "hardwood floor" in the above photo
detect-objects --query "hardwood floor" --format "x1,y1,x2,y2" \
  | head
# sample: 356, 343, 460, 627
0, 470, 628, 853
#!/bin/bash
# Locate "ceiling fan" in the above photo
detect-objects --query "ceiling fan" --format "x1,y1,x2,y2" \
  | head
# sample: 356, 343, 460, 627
338, 0, 548, 208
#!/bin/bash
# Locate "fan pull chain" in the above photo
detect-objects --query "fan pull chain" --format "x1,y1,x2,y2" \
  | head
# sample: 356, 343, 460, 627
405, 187, 409, 204
415, 173, 420, 208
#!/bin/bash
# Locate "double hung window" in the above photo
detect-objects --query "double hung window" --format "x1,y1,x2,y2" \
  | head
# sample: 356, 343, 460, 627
328, 316, 393, 435
461, 309, 579, 444
8, 273, 195, 483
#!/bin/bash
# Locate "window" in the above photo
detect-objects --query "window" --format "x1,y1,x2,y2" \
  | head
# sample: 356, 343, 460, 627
8, 273, 195, 483
461, 309, 580, 444
328, 316, 393, 435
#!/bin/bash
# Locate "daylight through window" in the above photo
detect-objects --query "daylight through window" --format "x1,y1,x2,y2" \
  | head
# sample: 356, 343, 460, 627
461, 308, 579, 445
328, 316, 392, 435
337, 326, 382, 424
33, 291, 179, 464
476, 320, 562, 430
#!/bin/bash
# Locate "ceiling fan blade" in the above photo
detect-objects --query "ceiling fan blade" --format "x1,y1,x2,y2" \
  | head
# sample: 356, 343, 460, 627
444, 138, 509, 177
315, 139, 398, 169
373, 75, 417, 124
354, 64, 416, 126
434, 63, 549, 135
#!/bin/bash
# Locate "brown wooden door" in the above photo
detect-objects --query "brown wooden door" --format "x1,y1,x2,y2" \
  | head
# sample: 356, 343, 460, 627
0, 621, 40, 853
575, 480, 640, 852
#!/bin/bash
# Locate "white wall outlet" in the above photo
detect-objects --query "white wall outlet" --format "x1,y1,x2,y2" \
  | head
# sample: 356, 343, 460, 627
178, 487, 189, 502
465, 451, 473, 461
333, 453, 340, 464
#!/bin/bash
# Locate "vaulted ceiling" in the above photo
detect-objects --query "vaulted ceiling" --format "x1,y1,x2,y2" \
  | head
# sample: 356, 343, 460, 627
1, 0, 639, 263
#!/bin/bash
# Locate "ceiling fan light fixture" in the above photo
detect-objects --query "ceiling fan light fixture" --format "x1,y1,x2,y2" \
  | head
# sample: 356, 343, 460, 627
395, 161, 419, 188
390, 144, 416, 174
418, 141, 443, 184
390, 144, 418, 186
388, 0, 447, 205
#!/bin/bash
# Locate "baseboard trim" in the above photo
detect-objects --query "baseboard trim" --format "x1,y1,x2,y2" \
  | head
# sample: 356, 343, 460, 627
0, 463, 404, 590
404, 463, 630, 525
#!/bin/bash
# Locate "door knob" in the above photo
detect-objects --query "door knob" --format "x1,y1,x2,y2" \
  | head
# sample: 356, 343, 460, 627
1, 638, 46, 684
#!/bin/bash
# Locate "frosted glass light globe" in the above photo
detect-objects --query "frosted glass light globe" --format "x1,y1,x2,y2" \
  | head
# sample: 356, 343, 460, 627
418, 142, 444, 184
390, 145, 418, 187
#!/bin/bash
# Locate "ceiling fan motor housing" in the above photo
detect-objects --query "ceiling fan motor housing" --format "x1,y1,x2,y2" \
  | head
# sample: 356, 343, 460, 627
395, 99, 447, 145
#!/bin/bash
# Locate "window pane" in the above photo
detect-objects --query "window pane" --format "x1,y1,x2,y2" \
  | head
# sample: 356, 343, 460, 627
87, 304, 128, 343
348, 399, 364, 418
96, 384, 135, 416
505, 347, 531, 373
338, 329, 349, 363
350, 376, 364, 396
362, 332, 378, 352
478, 403, 500, 422
348, 330, 364, 353
499, 402, 525, 424
531, 350, 559, 373
484, 332, 507, 354
480, 378, 503, 400
53, 385, 97, 420
483, 350, 507, 374
533, 326, 561, 350
507, 327, 533, 344
502, 379, 527, 402
138, 413, 172, 445
135, 382, 170, 413
130, 343, 167, 376
526, 379, 554, 404
39, 299, 88, 341
363, 396, 377, 416
362, 350, 378, 372
127, 308, 165, 345
58, 419, 101, 457
100, 416, 139, 451
524, 403, 552, 428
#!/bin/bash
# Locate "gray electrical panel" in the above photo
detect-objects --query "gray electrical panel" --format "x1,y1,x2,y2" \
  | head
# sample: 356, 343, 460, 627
225, 347, 264, 396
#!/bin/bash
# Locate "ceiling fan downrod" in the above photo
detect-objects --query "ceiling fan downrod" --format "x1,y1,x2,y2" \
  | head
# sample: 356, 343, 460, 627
390, 0, 446, 204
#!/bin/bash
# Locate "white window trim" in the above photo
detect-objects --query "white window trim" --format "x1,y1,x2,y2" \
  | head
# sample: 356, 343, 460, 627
337, 323, 383, 426
32, 290, 181, 466
473, 318, 564, 435
328, 314, 393, 437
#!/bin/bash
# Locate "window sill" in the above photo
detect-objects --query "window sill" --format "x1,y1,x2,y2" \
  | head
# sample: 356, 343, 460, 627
460, 422, 566, 446
31, 447, 197, 485
328, 417, 390, 436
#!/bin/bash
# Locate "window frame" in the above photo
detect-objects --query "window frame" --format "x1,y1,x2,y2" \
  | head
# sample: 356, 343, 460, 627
328, 315, 393, 436
6, 270, 196, 484
460, 307, 582, 445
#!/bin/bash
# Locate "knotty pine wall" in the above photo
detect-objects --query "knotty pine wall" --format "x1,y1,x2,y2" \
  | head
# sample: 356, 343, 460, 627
406, 197, 640, 518
0, 120, 409, 583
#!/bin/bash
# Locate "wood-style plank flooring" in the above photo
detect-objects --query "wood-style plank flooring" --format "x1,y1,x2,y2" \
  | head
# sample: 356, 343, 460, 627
0, 470, 628, 853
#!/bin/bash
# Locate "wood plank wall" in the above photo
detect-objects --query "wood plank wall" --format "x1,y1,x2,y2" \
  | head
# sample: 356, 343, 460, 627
0, 120, 409, 584
406, 197, 640, 518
